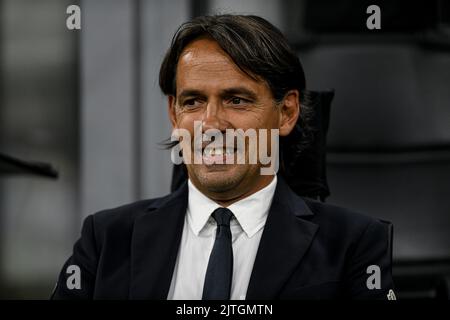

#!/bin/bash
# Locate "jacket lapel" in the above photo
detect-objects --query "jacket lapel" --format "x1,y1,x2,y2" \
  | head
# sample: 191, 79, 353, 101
246, 178, 319, 299
129, 182, 188, 299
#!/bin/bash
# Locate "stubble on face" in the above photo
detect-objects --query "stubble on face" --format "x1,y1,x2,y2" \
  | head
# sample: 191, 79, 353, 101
171, 37, 279, 205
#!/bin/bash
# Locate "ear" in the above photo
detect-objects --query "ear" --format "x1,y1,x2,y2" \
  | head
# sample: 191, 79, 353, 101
168, 95, 178, 129
279, 89, 300, 137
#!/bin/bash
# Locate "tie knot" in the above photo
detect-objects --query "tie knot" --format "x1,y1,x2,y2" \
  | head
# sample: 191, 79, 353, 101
212, 207, 233, 227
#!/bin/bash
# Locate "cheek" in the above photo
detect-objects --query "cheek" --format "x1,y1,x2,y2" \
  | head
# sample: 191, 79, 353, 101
228, 111, 278, 131
175, 110, 200, 128
270, 112, 281, 127
173, 116, 195, 141
259, 109, 280, 129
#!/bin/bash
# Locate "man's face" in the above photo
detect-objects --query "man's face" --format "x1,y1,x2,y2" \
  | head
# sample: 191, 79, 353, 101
168, 37, 299, 203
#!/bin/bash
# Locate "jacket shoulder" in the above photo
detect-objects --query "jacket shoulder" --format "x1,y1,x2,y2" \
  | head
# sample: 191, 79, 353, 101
87, 192, 177, 243
304, 198, 383, 223
302, 198, 391, 245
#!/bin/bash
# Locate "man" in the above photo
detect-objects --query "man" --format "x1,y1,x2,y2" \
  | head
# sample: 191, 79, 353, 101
52, 14, 394, 300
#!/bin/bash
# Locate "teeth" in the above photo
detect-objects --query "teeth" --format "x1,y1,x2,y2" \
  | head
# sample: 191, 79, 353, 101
204, 148, 215, 156
203, 148, 235, 157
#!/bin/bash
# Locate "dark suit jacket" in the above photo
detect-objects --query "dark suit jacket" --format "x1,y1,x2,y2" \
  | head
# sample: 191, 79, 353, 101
51, 177, 394, 299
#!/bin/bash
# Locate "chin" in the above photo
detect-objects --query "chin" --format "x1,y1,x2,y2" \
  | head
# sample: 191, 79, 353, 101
189, 164, 248, 193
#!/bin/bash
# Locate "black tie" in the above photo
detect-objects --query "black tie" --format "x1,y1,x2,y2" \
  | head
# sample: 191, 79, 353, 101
202, 207, 234, 300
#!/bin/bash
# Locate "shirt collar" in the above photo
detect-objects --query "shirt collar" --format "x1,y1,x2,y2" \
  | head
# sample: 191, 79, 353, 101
187, 176, 277, 238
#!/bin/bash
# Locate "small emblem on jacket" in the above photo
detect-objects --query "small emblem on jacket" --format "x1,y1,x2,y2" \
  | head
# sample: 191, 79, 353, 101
387, 289, 396, 300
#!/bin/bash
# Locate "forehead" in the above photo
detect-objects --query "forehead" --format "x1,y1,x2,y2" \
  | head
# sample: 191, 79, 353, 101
176, 37, 264, 92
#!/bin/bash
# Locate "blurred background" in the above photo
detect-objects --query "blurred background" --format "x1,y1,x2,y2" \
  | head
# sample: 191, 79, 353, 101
0, 0, 449, 299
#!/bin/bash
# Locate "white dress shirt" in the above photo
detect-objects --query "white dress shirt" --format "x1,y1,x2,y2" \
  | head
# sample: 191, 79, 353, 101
167, 176, 277, 300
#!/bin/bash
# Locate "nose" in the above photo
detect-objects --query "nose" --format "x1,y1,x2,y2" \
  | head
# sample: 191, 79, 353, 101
202, 98, 227, 132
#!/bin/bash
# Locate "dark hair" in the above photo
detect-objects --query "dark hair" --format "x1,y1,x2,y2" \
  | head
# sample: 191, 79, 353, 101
159, 14, 315, 169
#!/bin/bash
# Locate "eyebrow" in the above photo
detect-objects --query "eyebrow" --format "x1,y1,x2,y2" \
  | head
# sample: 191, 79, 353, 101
177, 87, 258, 101
178, 89, 204, 101
222, 87, 258, 101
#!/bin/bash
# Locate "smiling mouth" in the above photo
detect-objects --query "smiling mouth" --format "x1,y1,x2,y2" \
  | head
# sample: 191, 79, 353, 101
199, 147, 239, 165
203, 147, 236, 156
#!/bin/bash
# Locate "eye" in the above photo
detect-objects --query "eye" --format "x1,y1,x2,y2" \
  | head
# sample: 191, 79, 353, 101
183, 99, 201, 107
231, 97, 242, 104
228, 97, 250, 106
